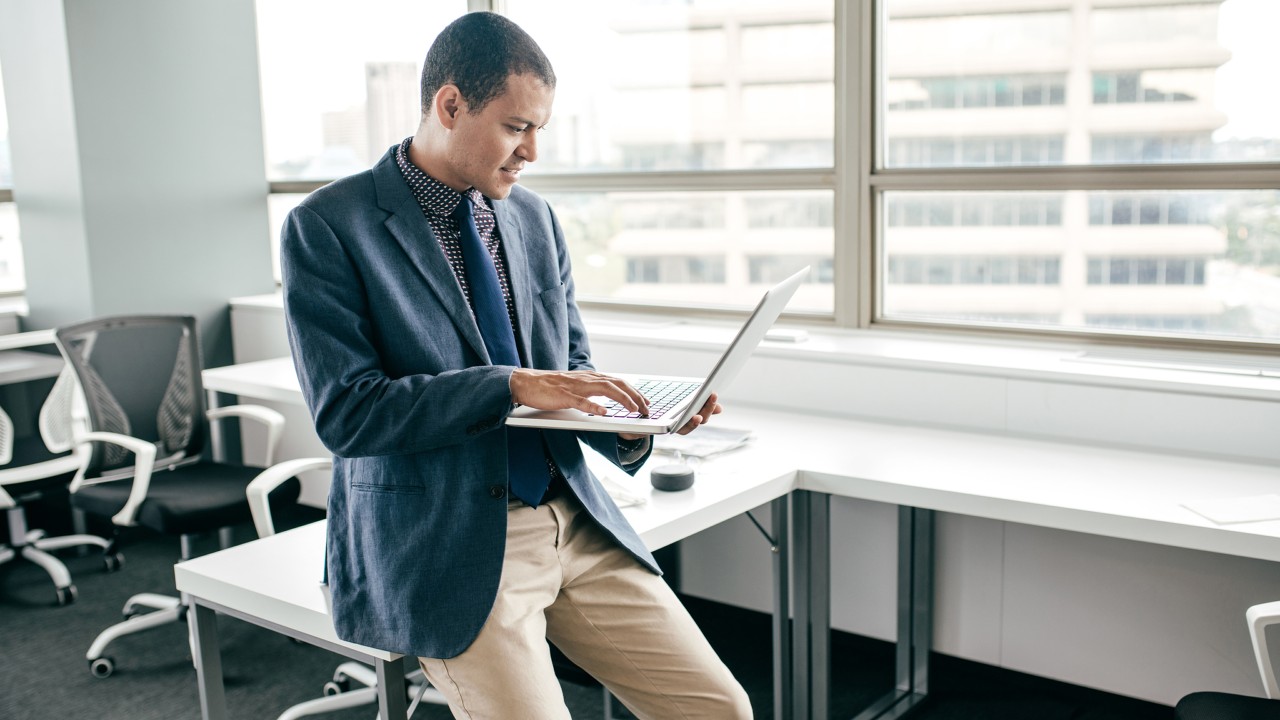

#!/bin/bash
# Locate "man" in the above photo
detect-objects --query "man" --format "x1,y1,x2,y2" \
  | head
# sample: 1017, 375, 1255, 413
281, 11, 752, 720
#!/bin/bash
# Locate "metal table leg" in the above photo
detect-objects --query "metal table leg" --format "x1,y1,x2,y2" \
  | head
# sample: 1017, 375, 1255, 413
773, 494, 793, 720
191, 602, 228, 720
852, 506, 934, 720
376, 656, 408, 719
792, 490, 830, 720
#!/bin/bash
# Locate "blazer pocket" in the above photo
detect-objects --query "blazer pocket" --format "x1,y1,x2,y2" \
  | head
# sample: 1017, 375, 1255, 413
538, 283, 567, 313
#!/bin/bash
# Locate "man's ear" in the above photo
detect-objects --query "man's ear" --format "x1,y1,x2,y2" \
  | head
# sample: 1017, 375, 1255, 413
435, 84, 466, 130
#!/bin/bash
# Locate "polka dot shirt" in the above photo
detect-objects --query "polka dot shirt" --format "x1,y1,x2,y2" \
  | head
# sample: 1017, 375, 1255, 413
394, 137, 521, 346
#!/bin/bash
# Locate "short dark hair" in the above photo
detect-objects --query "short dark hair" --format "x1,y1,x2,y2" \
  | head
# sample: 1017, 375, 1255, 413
421, 12, 556, 115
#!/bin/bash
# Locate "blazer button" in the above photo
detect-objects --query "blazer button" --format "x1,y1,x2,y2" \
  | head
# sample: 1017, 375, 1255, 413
488, 485, 507, 500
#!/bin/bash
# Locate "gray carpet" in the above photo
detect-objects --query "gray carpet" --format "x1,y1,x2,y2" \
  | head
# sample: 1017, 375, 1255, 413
0, 512, 1175, 720
0, 523, 606, 720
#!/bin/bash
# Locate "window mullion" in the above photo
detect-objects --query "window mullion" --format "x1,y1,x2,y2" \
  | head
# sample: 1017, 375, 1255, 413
871, 163, 1280, 192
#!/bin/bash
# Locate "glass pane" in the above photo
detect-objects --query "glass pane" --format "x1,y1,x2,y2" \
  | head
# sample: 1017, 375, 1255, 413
881, 190, 1280, 342
540, 190, 833, 312
0, 63, 11, 189
882, 0, 1280, 168
254, 0, 467, 181
266, 193, 309, 283
506, 0, 834, 172
0, 203, 25, 293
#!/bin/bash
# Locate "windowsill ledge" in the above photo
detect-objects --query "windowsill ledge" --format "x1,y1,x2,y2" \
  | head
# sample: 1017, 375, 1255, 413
579, 308, 1280, 404
230, 293, 1280, 403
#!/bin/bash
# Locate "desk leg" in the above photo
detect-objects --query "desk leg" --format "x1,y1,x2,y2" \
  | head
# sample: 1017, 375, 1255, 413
190, 602, 228, 720
851, 506, 934, 720
792, 490, 830, 720
376, 656, 408, 719
897, 507, 933, 701
772, 495, 793, 720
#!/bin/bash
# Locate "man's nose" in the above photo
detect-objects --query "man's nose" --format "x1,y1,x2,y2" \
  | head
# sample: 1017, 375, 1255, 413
517, 132, 538, 163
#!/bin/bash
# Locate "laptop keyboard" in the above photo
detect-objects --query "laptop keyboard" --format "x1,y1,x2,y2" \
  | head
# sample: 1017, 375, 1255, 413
598, 379, 699, 420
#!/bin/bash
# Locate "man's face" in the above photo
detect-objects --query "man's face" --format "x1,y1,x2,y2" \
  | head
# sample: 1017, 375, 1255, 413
441, 73, 553, 200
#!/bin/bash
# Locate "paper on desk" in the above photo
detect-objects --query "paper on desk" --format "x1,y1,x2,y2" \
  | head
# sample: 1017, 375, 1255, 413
598, 474, 647, 508
1182, 494, 1280, 525
653, 425, 753, 459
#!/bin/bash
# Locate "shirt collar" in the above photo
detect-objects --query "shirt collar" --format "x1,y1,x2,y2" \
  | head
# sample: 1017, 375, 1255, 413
394, 137, 490, 217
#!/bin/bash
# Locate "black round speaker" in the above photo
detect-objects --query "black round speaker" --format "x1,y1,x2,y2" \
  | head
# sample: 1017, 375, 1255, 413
649, 464, 695, 491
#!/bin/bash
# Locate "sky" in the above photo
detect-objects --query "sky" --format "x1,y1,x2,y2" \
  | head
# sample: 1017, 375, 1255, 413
1214, 0, 1280, 140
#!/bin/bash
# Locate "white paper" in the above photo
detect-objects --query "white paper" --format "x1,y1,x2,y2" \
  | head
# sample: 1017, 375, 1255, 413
598, 474, 647, 508
653, 425, 753, 459
1182, 494, 1280, 525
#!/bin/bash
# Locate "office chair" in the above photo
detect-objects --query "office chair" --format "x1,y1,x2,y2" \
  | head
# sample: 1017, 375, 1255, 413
246, 458, 448, 719
1175, 600, 1280, 719
1, 340, 118, 606
53, 314, 300, 678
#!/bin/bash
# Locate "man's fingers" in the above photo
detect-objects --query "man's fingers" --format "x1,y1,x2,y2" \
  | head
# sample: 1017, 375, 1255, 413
511, 369, 653, 415
677, 415, 703, 435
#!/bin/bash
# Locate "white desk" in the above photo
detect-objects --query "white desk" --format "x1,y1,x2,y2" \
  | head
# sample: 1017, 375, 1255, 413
188, 357, 797, 719
176, 472, 795, 720
198, 357, 1280, 720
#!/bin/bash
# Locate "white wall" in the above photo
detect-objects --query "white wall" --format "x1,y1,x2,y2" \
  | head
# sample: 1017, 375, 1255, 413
0, 0, 275, 364
228, 297, 1280, 706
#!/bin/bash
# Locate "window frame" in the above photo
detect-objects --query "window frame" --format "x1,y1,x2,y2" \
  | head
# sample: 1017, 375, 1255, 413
265, 0, 1280, 353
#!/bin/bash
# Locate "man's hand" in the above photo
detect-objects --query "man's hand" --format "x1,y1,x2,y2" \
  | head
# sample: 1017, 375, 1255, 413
672, 393, 722, 436
510, 369, 649, 417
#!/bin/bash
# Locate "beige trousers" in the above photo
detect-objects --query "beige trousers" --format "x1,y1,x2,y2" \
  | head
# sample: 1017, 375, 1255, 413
418, 493, 752, 720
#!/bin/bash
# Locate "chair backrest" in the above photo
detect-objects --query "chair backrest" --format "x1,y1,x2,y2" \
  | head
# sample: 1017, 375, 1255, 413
0, 345, 83, 501
54, 315, 206, 478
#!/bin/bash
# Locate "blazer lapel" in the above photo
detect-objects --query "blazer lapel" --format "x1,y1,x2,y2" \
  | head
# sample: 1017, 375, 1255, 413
492, 199, 535, 366
372, 154, 489, 363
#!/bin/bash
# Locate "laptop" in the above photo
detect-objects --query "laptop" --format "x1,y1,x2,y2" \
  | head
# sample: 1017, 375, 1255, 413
506, 266, 809, 435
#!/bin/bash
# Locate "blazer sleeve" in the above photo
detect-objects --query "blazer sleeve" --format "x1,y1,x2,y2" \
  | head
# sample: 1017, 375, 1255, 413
281, 203, 516, 459
546, 201, 655, 473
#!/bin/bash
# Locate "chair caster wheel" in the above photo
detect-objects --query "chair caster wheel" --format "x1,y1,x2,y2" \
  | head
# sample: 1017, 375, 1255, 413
323, 679, 350, 696
56, 585, 78, 606
89, 656, 115, 678
103, 552, 124, 572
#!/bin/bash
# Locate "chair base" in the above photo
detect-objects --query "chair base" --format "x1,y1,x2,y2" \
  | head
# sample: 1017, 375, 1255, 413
275, 661, 446, 720
85, 593, 185, 677
2, 506, 116, 605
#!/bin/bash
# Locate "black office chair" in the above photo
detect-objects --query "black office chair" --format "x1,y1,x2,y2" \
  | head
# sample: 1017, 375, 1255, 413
54, 314, 300, 678
1175, 601, 1280, 719
0, 335, 118, 605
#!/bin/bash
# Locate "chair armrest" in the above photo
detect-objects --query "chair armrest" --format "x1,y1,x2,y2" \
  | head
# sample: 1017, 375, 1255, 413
70, 431, 158, 527
0, 405, 13, 466
207, 404, 286, 465
1248, 601, 1280, 699
246, 457, 332, 538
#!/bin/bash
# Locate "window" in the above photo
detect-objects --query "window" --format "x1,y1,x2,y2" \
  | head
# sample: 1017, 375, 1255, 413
889, 74, 1066, 111
506, 0, 835, 312
254, 0, 468, 277
540, 189, 833, 312
255, 0, 467, 181
878, 0, 1280, 344
260, 0, 1280, 348
0, 63, 23, 295
1092, 69, 1211, 105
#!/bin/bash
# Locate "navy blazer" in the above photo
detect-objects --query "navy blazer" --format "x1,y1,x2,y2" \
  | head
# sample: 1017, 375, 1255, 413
280, 148, 657, 659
